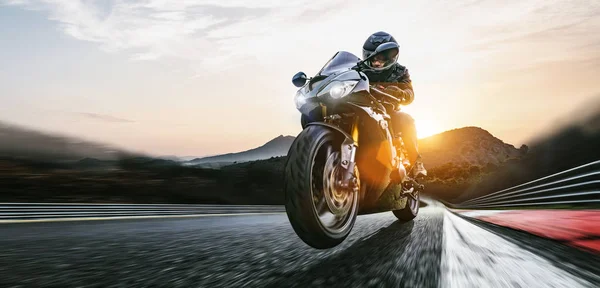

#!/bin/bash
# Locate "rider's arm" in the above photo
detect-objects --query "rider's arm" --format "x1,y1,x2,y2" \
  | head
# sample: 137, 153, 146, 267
383, 69, 414, 106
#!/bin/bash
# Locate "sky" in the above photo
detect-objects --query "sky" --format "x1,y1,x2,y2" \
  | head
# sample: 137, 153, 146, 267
1, 0, 599, 157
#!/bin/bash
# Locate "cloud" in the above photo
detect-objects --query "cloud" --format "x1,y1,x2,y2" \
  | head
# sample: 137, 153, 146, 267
4, 0, 599, 76
78, 112, 135, 123
2, 0, 333, 70
455, 1, 600, 59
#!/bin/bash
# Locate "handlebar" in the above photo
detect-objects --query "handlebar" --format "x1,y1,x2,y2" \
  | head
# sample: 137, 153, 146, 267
370, 86, 402, 109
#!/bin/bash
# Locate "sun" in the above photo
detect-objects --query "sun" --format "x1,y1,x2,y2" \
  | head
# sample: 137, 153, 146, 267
416, 119, 442, 139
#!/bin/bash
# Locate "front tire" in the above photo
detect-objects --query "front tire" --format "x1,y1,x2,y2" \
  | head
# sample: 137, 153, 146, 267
284, 125, 358, 249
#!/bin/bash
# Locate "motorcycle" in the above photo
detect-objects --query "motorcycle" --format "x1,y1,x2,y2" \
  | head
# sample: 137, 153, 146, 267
284, 42, 424, 249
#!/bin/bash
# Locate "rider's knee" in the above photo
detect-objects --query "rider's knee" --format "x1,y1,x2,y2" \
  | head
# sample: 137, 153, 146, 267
391, 111, 415, 129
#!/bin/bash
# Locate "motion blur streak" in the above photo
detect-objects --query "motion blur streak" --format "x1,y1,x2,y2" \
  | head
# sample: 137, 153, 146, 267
0, 201, 598, 287
442, 211, 595, 287
459, 210, 600, 253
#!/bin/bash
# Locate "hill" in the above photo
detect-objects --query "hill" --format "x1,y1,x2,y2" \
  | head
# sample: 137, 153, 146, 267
187, 135, 295, 166
187, 126, 523, 169
0, 121, 131, 161
419, 126, 526, 169
451, 99, 600, 203
0, 121, 532, 204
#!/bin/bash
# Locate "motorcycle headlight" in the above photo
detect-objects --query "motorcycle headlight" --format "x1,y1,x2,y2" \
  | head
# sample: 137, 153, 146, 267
294, 89, 308, 109
317, 80, 358, 99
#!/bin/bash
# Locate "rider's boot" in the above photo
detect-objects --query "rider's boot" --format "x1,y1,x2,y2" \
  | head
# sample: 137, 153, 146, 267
411, 157, 427, 178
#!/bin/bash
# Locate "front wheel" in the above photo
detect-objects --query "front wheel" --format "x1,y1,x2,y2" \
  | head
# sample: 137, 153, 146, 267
284, 125, 359, 249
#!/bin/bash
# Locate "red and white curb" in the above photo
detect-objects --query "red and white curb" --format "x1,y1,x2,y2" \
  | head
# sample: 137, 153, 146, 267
450, 209, 600, 254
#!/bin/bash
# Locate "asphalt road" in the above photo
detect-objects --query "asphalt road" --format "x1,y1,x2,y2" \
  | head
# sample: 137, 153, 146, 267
0, 202, 598, 287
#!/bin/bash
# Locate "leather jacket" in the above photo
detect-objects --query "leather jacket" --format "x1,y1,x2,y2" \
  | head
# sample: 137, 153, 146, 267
362, 63, 414, 106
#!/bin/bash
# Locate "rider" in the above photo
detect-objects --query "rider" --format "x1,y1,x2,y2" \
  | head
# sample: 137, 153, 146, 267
361, 31, 427, 177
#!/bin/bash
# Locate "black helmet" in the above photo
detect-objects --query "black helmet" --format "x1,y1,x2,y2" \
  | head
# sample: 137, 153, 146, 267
362, 31, 399, 72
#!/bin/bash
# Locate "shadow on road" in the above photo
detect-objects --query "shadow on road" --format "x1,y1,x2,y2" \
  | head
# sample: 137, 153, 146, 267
267, 217, 442, 287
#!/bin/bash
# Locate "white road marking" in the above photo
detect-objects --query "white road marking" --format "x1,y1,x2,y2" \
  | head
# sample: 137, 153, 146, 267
441, 210, 594, 288
453, 210, 513, 218
0, 212, 285, 224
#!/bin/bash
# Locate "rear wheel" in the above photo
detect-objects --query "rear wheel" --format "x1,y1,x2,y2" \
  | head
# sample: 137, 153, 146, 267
392, 183, 420, 221
284, 125, 359, 249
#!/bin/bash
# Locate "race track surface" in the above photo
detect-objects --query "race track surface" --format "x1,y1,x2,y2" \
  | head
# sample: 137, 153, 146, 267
0, 201, 598, 287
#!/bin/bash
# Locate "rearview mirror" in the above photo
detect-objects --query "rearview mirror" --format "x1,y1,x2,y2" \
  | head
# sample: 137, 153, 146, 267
292, 72, 308, 87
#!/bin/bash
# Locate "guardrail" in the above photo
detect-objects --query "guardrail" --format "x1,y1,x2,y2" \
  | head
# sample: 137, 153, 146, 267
0, 203, 285, 220
450, 160, 600, 209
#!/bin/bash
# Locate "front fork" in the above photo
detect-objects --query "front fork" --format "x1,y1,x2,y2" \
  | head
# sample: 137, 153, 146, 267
336, 118, 359, 192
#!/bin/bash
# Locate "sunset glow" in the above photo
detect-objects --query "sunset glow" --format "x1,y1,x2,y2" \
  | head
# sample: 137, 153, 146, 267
416, 119, 443, 139
0, 1, 599, 156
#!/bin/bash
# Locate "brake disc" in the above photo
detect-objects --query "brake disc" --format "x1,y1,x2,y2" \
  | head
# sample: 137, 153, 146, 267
322, 152, 357, 216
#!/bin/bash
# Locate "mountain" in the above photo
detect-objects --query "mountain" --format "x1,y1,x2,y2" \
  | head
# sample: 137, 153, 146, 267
210, 126, 525, 205
0, 121, 132, 161
454, 99, 600, 202
187, 135, 296, 166
156, 155, 183, 161
187, 127, 523, 170
418, 126, 526, 169
1, 118, 520, 173
178, 156, 202, 162
416, 127, 528, 202
0, 122, 528, 204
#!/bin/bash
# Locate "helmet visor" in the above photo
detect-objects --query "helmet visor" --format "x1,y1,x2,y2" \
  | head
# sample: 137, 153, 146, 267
366, 48, 399, 70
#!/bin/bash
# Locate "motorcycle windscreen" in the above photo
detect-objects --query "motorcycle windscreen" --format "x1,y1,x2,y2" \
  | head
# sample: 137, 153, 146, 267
317, 51, 361, 76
